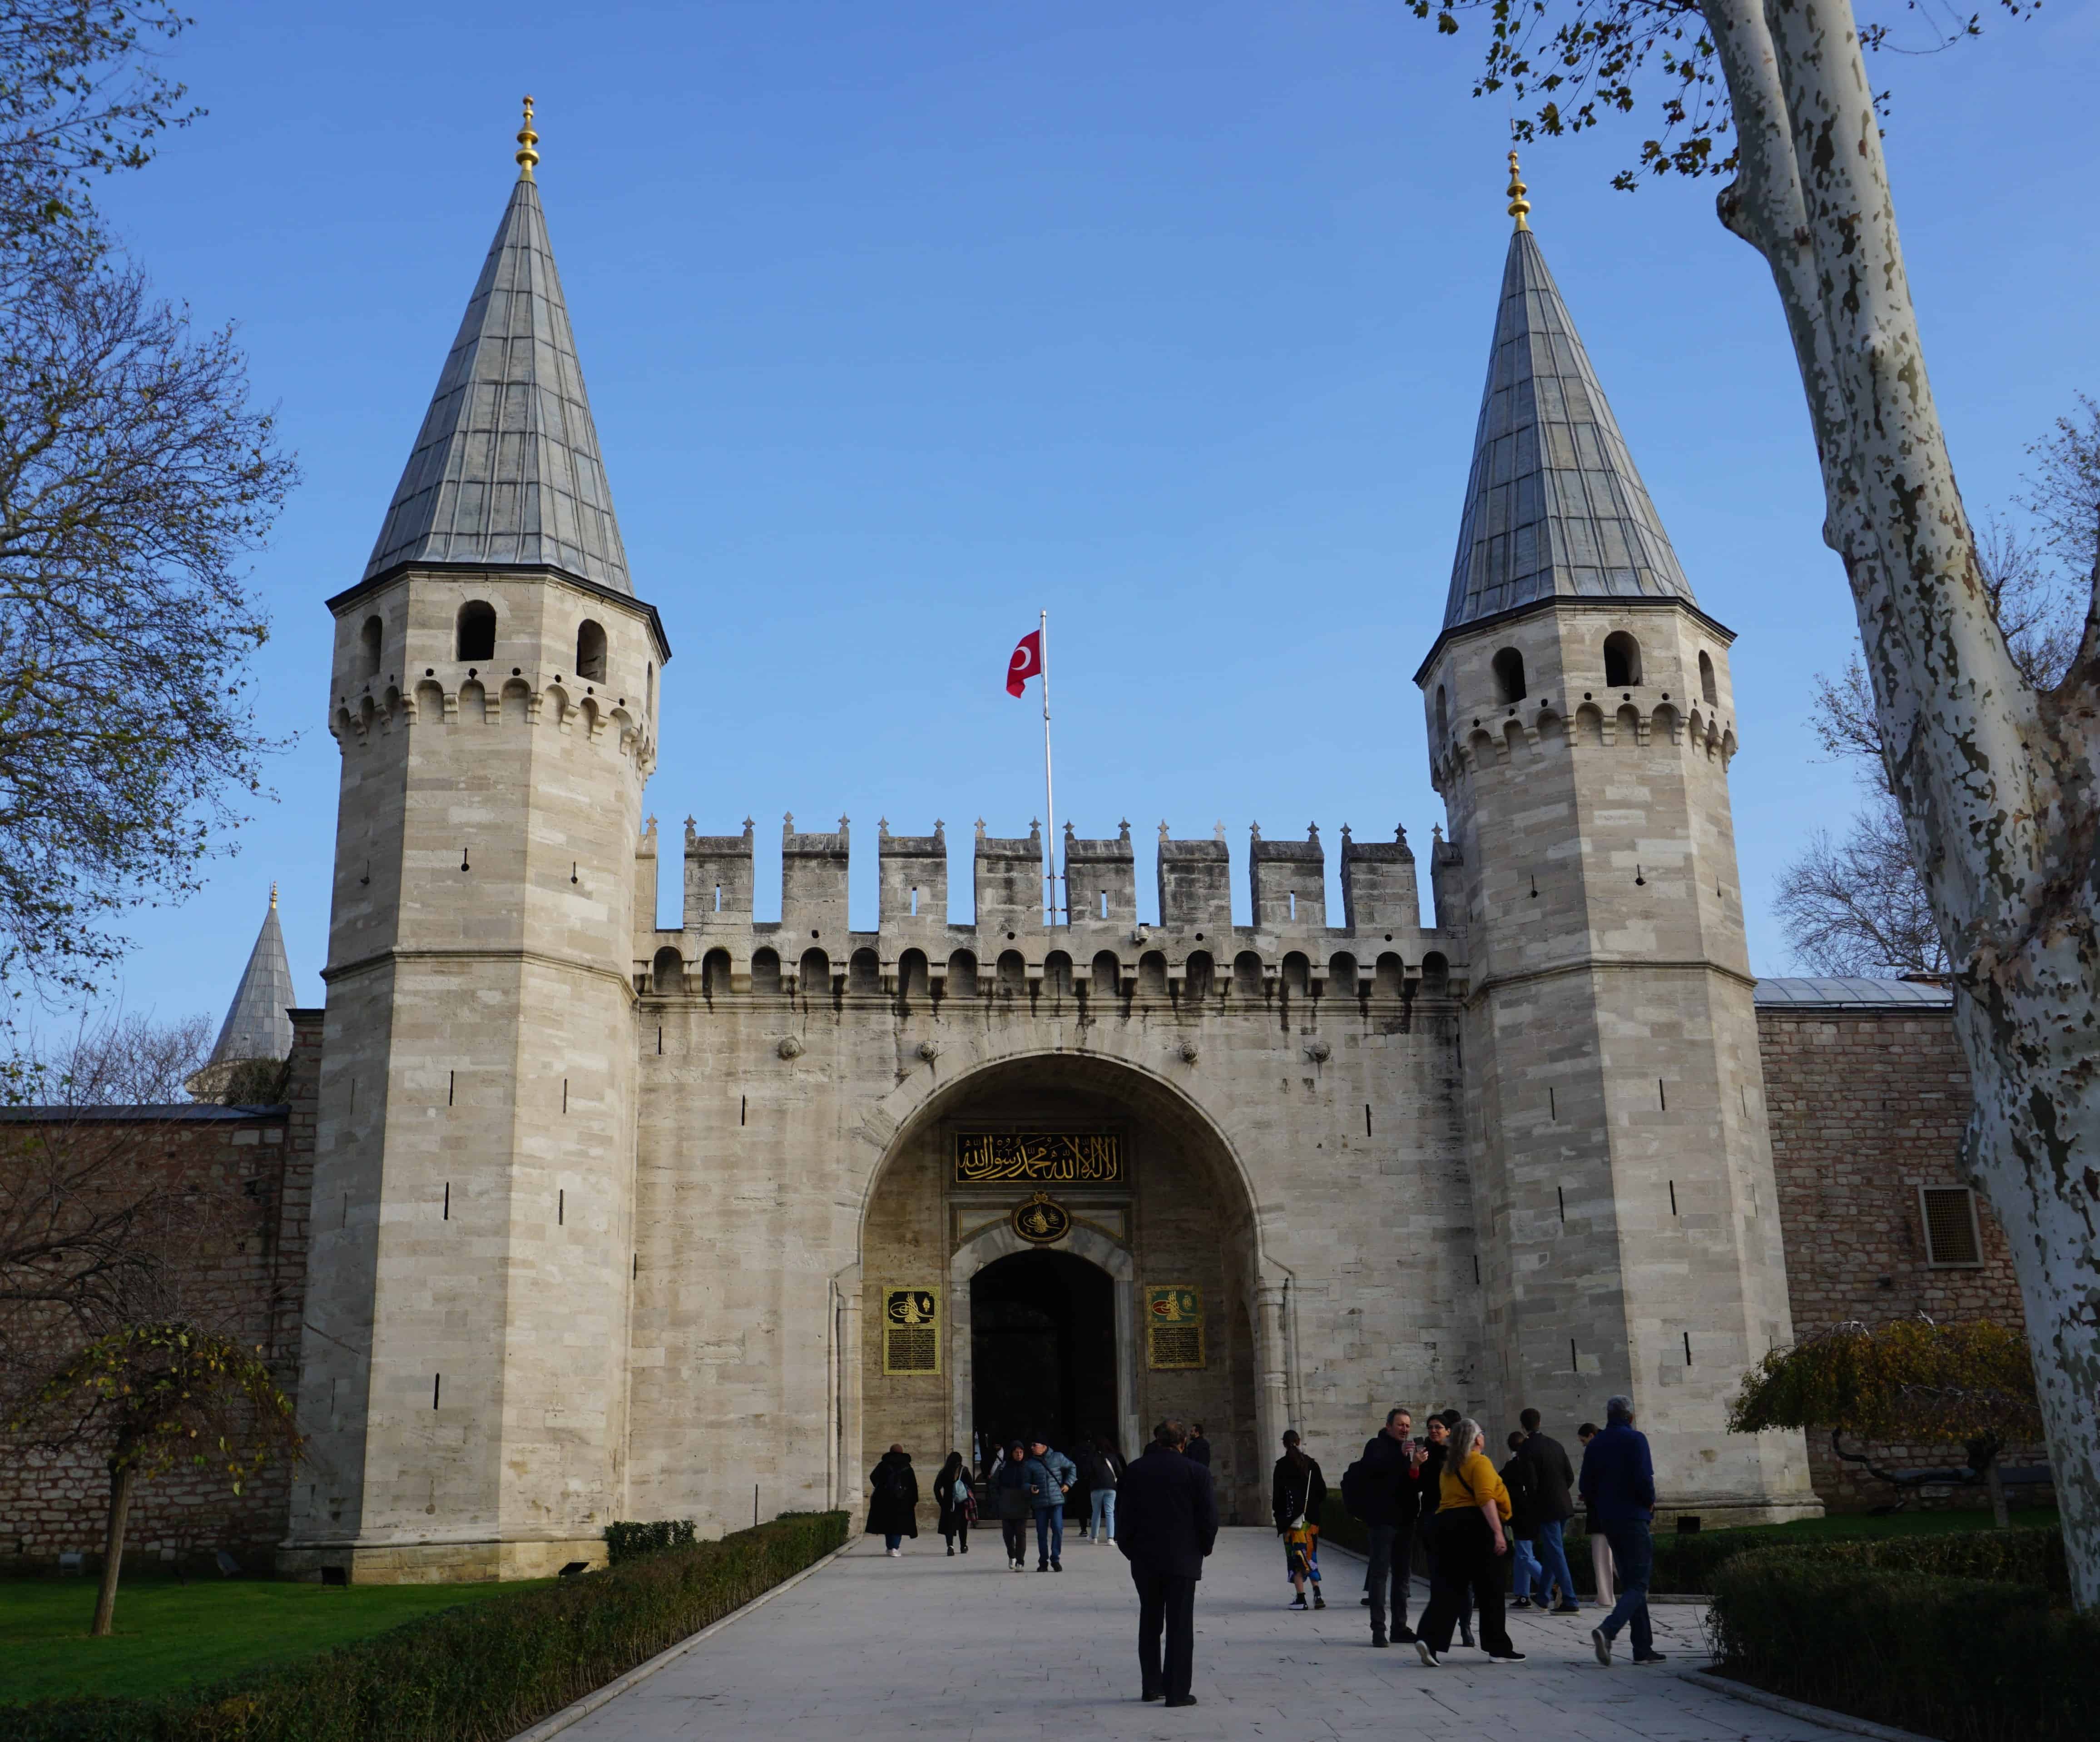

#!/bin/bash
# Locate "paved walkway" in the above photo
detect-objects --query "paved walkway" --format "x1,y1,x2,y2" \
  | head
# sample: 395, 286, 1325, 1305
560, 1527, 1850, 1740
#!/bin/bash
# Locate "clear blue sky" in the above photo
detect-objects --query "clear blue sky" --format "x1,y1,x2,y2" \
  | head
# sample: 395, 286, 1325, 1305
74, 0, 2099, 1029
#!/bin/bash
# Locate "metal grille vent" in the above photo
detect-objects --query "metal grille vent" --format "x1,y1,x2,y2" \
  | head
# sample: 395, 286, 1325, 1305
1921, 1187, 1982, 1266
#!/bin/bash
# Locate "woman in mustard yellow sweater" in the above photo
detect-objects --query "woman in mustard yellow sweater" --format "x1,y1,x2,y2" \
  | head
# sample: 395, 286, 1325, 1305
1413, 1418, 1525, 1666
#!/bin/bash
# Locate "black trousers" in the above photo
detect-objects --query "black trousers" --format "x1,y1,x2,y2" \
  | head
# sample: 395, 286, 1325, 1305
1001, 1517, 1028, 1561
1130, 1568, 1197, 1701
941, 1517, 968, 1549
1364, 1522, 1414, 1633
1417, 1511, 1513, 1656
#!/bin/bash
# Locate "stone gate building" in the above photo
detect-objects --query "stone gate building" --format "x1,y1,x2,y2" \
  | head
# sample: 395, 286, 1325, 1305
1, 131, 2039, 1581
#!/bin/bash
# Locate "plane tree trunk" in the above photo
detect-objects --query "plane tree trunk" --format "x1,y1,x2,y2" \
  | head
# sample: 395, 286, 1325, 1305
1703, 0, 2100, 1606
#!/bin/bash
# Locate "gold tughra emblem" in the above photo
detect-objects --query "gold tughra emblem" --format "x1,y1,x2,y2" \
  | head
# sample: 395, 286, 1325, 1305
955, 1132, 1123, 1185
882, 1287, 940, 1375
1010, 1192, 1072, 1245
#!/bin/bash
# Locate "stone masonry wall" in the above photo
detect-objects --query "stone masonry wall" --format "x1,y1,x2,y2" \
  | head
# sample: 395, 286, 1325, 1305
0, 1011, 318, 1569
1756, 1002, 2046, 1512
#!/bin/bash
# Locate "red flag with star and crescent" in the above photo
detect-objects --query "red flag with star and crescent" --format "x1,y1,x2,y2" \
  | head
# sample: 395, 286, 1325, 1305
1005, 630, 1043, 698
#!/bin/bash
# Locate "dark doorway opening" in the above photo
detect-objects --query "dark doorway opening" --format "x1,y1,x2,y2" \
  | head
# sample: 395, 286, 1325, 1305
971, 1251, 1116, 1466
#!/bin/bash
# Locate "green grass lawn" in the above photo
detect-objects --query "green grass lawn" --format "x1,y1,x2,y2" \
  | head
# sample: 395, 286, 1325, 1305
0, 1571, 552, 1706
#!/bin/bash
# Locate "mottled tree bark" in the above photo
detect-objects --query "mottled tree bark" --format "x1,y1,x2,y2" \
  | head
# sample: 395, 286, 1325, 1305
1704, 0, 2100, 1606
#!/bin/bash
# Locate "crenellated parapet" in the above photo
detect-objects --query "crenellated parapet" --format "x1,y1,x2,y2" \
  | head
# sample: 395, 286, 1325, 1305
328, 670, 657, 771
1419, 598, 1738, 796
635, 814, 1465, 1005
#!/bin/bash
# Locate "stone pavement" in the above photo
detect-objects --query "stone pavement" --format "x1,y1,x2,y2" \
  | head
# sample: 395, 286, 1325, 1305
558, 1527, 1852, 1740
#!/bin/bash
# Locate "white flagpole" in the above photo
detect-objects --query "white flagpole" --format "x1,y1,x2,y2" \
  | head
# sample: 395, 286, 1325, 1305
1040, 608, 1057, 926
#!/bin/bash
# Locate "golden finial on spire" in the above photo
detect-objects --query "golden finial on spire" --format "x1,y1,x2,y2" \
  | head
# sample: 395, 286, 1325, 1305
1506, 148, 1531, 232
515, 94, 540, 180
269, 880, 278, 910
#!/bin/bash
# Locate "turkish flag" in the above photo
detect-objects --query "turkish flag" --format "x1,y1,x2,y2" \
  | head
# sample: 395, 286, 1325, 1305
1005, 630, 1042, 698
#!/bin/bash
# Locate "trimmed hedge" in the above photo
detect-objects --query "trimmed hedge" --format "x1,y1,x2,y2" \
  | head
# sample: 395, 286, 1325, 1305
1565, 1518, 2062, 1596
7, 1510, 847, 1742
604, 1519, 698, 1563
1708, 1554, 2088, 1742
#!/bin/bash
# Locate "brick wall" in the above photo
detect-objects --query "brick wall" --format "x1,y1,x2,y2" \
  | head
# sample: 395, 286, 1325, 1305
1757, 1002, 2048, 1512
0, 1011, 320, 1570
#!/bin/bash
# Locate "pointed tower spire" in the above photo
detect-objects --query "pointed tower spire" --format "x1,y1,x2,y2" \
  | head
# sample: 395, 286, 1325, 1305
206, 888, 297, 1070
362, 99, 632, 593
1440, 176, 1693, 632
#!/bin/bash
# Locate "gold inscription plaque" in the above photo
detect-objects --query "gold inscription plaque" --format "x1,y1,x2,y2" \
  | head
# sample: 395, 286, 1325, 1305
882, 1286, 940, 1375
1145, 1285, 1205, 1371
955, 1132, 1124, 1186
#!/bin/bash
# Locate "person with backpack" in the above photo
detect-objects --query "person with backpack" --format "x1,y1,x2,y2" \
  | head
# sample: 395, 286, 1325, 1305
1499, 1430, 1542, 1607
934, 1450, 976, 1556
1271, 1429, 1328, 1610
1023, 1437, 1078, 1571
1340, 1406, 1427, 1647
1081, 1438, 1122, 1544
865, 1443, 919, 1556
993, 1441, 1033, 1570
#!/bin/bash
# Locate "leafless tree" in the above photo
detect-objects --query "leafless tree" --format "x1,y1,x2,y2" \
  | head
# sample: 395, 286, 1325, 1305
1778, 486, 2090, 975
0, 1009, 218, 1409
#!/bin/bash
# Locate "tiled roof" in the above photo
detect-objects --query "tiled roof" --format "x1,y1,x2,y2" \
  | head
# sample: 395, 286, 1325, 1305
1753, 977, 1954, 1009
1442, 227, 1695, 631
363, 174, 631, 593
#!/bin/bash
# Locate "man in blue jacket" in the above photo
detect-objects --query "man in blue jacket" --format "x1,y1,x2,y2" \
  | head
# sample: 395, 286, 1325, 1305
1118, 1419, 1218, 1707
1577, 1395, 1664, 1666
1024, 1437, 1078, 1571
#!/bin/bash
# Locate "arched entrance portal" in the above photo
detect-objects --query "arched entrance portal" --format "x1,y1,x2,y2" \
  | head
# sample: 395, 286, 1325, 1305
971, 1251, 1116, 1457
855, 1052, 1268, 1521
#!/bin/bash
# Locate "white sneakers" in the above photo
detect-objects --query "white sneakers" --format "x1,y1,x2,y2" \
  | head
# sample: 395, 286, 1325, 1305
885, 1547, 901, 1558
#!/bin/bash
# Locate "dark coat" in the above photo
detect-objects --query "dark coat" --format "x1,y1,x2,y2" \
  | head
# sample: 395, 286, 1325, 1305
1116, 1444, 1219, 1580
1520, 1432, 1577, 1524
864, 1451, 920, 1538
1578, 1421, 1656, 1527
992, 1458, 1034, 1520
1186, 1434, 1213, 1468
1271, 1453, 1327, 1534
1351, 1431, 1427, 1528
1499, 1452, 1539, 1540
935, 1460, 975, 1534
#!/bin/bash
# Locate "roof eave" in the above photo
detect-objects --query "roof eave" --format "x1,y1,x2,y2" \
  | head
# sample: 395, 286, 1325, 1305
327, 560, 673, 664
1411, 592, 1736, 689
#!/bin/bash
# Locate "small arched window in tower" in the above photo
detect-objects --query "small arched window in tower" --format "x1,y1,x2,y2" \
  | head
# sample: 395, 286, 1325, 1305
456, 601, 496, 662
646, 660, 655, 716
576, 619, 608, 682
1604, 631, 1642, 689
1699, 649, 1718, 706
358, 614, 383, 681
1434, 685, 1449, 750
1491, 647, 1527, 704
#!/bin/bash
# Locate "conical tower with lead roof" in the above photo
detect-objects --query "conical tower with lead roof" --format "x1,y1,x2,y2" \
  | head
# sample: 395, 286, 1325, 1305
1413, 157, 1814, 1522
284, 101, 669, 1582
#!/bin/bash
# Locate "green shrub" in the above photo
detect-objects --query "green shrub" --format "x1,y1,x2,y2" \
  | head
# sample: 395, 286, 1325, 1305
1564, 1517, 2064, 1595
1708, 1555, 2090, 1742
1318, 1493, 1367, 1555
603, 1519, 698, 1563
6, 1510, 847, 1742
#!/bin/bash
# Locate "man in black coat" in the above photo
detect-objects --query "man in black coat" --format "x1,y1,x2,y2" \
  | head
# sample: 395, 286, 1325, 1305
1185, 1422, 1212, 1467
1517, 1407, 1583, 1613
1116, 1419, 1218, 1707
1352, 1407, 1428, 1647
